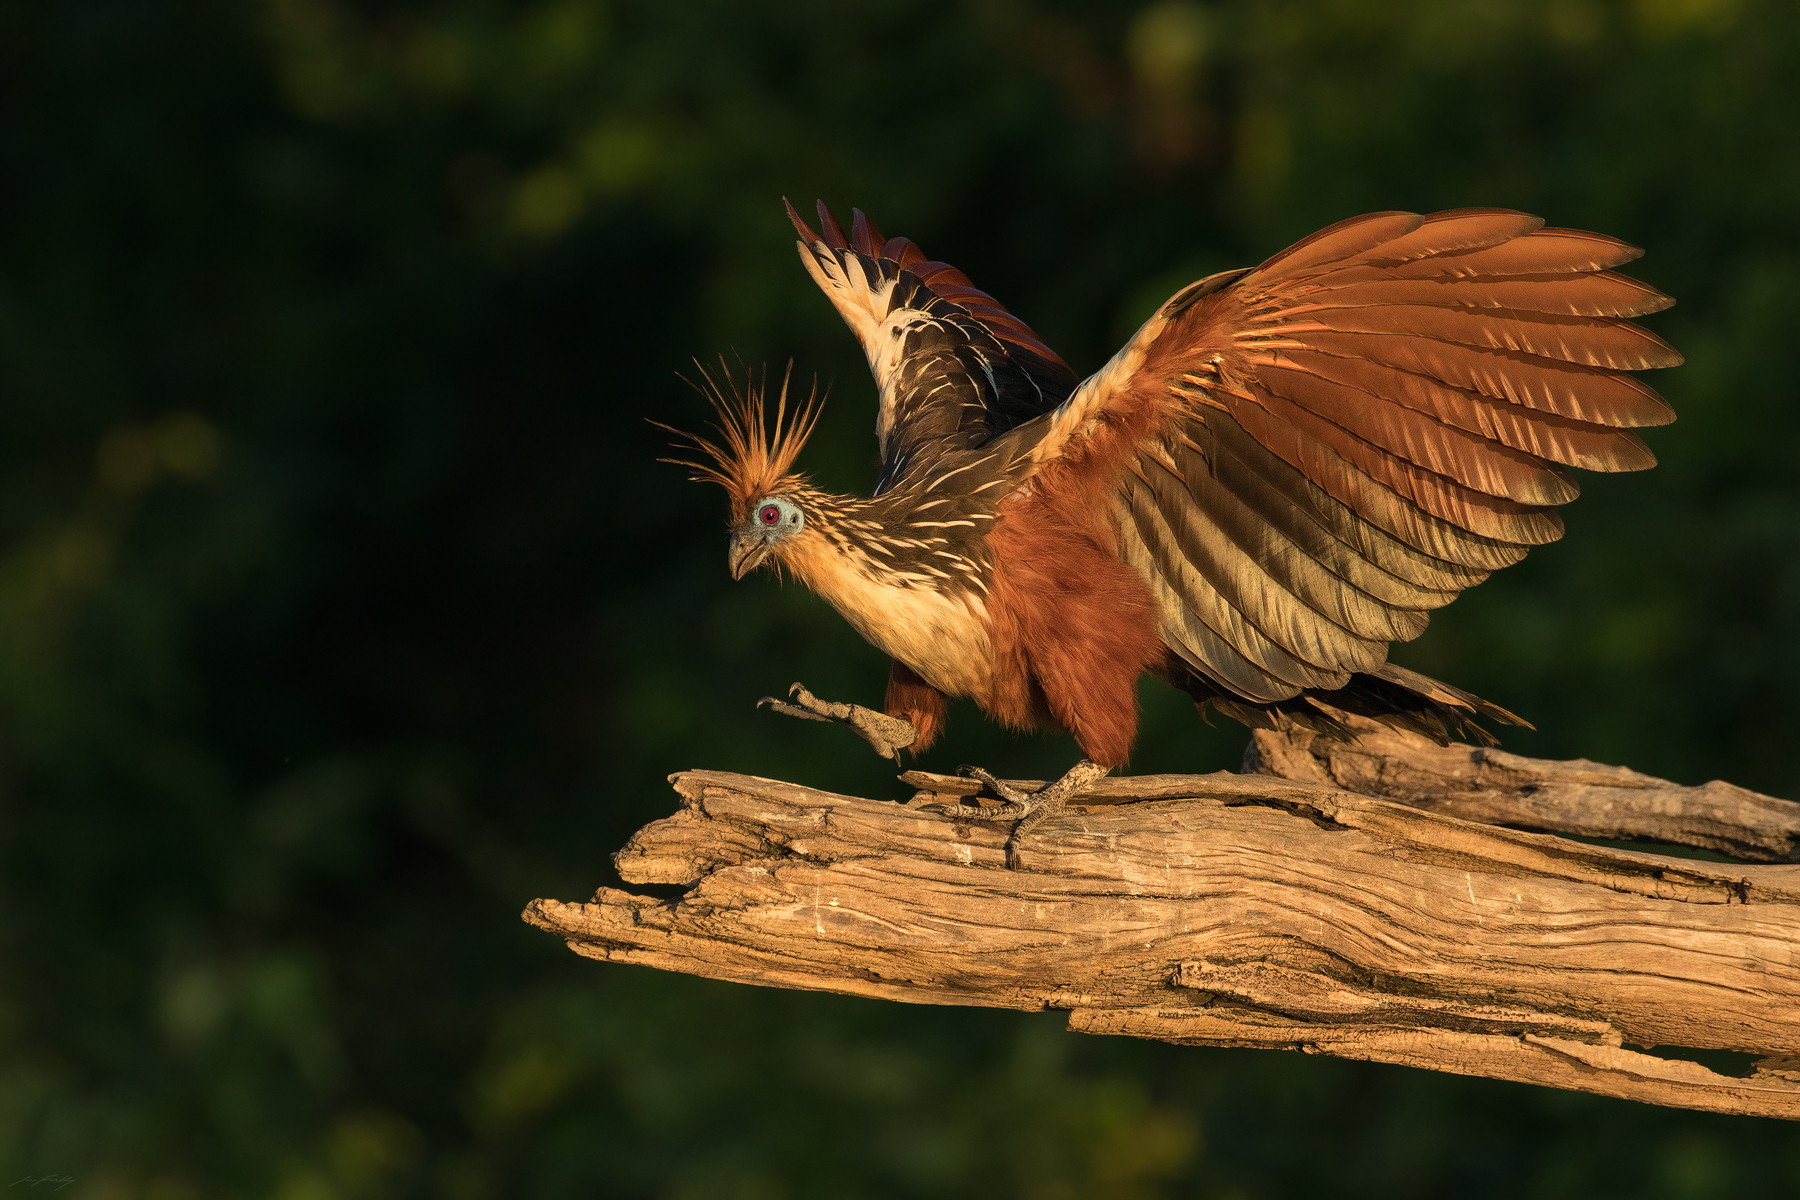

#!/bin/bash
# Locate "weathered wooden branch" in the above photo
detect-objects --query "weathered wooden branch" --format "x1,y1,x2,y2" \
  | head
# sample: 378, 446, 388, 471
525, 721, 1800, 1119
1243, 714, 1800, 863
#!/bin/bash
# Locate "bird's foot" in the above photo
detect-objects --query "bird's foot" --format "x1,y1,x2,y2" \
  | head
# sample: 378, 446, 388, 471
931, 759, 1112, 869
757, 682, 917, 762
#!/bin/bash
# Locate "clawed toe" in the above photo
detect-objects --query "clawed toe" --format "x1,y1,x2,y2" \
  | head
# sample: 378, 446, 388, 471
757, 682, 842, 723
955, 764, 1033, 812
757, 681, 916, 761
932, 759, 1113, 869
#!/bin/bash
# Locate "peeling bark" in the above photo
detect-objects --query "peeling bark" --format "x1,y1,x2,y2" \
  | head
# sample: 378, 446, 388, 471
525, 732, 1800, 1119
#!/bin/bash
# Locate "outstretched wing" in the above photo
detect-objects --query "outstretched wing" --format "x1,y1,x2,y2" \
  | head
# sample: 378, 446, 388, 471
788, 201, 1077, 493
1034, 208, 1679, 708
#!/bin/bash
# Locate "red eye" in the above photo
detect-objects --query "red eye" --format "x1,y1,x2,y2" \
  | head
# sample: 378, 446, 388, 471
759, 504, 781, 525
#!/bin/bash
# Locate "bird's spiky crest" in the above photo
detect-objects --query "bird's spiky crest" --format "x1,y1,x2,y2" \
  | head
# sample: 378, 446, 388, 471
657, 361, 823, 524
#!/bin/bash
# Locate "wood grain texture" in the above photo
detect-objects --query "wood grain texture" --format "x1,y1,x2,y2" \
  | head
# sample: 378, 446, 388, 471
525, 749, 1800, 1119
1244, 713, 1800, 863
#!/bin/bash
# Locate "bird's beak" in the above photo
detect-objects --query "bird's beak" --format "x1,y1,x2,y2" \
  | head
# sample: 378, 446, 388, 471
728, 529, 771, 581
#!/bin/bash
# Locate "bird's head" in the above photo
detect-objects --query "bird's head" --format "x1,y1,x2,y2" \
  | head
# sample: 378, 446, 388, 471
727, 493, 809, 580
657, 361, 824, 582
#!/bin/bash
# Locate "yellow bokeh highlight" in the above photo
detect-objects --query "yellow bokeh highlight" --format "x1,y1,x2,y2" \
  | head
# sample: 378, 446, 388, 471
511, 166, 584, 236
1126, 1, 1211, 90
579, 122, 660, 196
1635, 0, 1742, 37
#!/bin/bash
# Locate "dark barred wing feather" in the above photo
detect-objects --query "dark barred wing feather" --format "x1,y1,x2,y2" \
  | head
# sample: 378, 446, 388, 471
787, 201, 1076, 493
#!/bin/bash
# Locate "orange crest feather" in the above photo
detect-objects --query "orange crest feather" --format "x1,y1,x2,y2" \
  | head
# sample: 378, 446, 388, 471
656, 361, 823, 524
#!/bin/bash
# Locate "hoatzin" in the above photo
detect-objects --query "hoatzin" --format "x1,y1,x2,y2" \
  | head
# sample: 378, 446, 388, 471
670, 201, 1678, 863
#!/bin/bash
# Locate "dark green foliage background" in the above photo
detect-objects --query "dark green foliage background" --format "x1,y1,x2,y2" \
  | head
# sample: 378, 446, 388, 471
3, 0, 1798, 1195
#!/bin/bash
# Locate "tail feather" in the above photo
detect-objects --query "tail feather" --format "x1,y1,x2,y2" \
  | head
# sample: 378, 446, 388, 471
1169, 657, 1529, 748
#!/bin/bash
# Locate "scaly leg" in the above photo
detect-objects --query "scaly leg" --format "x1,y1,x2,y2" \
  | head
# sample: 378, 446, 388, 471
758, 682, 917, 761
932, 758, 1112, 869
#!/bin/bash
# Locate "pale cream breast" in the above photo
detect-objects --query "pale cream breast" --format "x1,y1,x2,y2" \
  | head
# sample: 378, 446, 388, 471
779, 530, 993, 702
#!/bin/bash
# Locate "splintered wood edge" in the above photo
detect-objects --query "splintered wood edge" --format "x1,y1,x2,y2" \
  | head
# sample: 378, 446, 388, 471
1068, 1009, 1800, 1120
531, 763, 1800, 1121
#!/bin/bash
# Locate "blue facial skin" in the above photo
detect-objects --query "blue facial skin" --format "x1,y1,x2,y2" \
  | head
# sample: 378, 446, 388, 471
728, 496, 804, 580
